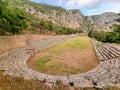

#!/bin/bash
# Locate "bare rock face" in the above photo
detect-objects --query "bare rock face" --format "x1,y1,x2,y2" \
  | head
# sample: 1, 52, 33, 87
14, 1, 120, 33
7, 0, 120, 33
89, 12, 120, 31
24, 2, 89, 33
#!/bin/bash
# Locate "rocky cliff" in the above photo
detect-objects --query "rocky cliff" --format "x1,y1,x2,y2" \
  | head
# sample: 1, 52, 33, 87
1, 0, 119, 35
19, 0, 89, 33
89, 12, 120, 31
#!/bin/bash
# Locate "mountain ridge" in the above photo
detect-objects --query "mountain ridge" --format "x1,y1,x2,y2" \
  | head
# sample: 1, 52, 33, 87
25, 0, 89, 32
18, 0, 120, 32
0, 0, 120, 35
88, 12, 120, 31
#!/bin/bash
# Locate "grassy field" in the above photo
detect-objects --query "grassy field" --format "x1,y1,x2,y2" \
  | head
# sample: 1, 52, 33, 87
28, 36, 99, 75
47, 36, 90, 54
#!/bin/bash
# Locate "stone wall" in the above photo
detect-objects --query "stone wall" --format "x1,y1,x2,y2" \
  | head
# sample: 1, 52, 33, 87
0, 36, 120, 89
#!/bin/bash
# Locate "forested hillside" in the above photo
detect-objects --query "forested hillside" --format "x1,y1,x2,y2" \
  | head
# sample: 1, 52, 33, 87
88, 16, 120, 44
0, 0, 120, 44
0, 0, 29, 34
0, 0, 88, 35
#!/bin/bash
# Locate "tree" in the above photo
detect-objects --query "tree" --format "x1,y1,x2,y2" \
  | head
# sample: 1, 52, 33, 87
0, 1, 28, 34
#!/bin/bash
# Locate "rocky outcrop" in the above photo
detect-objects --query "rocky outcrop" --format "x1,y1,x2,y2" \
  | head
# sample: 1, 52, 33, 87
9, 0, 120, 33
23, 1, 89, 33
89, 12, 120, 31
0, 36, 120, 89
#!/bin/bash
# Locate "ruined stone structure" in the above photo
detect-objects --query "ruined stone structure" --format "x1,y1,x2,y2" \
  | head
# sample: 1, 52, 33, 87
0, 36, 120, 89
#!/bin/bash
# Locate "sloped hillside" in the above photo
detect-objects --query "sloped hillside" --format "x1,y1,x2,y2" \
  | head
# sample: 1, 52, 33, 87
23, 0, 89, 33
0, 0, 89, 35
89, 12, 120, 31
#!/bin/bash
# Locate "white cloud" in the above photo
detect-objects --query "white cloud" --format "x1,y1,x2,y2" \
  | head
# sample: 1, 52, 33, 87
31, 0, 120, 15
85, 1, 120, 15
65, 0, 101, 9
63, 0, 120, 15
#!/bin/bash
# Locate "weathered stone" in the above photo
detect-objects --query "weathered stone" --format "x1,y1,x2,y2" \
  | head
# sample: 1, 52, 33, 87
0, 36, 120, 88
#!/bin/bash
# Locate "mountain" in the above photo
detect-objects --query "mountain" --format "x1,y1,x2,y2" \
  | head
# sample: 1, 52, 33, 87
89, 12, 120, 31
24, 1, 89, 33
0, 0, 90, 35
0, 0, 119, 35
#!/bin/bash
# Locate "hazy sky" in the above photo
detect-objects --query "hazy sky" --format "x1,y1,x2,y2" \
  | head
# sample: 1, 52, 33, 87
31, 0, 120, 16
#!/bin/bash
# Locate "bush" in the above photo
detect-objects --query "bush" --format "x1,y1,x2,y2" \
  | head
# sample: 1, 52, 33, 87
88, 24, 120, 44
0, 0, 28, 34
38, 19, 79, 35
88, 30, 105, 41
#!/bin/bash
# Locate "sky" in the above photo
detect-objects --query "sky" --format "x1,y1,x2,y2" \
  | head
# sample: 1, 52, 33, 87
31, 0, 120, 16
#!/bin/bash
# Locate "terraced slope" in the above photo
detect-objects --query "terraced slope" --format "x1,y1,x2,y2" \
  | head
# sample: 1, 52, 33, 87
0, 36, 120, 89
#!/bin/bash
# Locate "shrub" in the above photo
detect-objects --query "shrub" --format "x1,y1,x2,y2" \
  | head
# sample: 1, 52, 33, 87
88, 24, 120, 44
0, 0, 28, 34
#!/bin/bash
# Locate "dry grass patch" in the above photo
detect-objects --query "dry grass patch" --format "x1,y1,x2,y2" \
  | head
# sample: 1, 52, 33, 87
0, 72, 119, 90
0, 35, 51, 55
0, 35, 26, 54
27, 36, 99, 75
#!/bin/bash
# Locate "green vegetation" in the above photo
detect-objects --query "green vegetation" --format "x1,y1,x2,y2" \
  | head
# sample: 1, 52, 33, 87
25, 0, 67, 14
88, 28, 120, 44
48, 62, 63, 70
33, 56, 53, 72
115, 17, 120, 22
31, 37, 93, 75
88, 30, 105, 41
34, 56, 51, 67
105, 24, 120, 43
88, 24, 120, 44
33, 56, 64, 73
0, 0, 80, 35
33, 57, 83, 75
31, 19, 80, 35
64, 37, 90, 48
0, 0, 29, 35
48, 37, 90, 54
88, 15, 120, 44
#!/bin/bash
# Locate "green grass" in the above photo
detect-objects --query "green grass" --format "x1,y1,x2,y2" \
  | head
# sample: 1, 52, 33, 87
34, 56, 51, 65
31, 37, 92, 75
60, 37, 90, 48
48, 37, 90, 54
33, 56, 64, 72
33, 56, 85, 75
48, 62, 63, 70
33, 56, 51, 72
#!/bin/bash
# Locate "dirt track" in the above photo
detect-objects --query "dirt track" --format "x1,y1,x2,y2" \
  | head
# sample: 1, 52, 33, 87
0, 35, 120, 88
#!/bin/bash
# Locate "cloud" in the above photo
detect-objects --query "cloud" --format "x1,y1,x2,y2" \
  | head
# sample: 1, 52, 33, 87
64, 0, 120, 9
65, 0, 101, 9
84, 1, 120, 15
31, 0, 120, 15
63, 0, 120, 15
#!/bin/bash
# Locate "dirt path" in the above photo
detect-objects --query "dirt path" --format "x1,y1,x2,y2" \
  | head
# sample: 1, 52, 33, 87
0, 36, 120, 88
